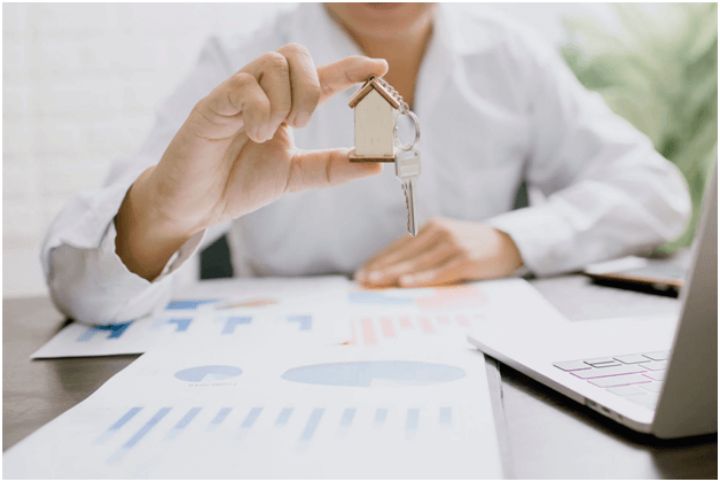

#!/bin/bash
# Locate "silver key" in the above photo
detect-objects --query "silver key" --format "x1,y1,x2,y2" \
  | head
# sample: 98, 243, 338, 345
395, 149, 421, 236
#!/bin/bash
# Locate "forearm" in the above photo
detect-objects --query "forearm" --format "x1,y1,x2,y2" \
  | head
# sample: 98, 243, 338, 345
115, 166, 197, 281
490, 156, 691, 276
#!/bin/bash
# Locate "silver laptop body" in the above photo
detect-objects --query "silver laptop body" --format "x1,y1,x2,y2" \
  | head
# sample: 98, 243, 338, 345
469, 171, 717, 438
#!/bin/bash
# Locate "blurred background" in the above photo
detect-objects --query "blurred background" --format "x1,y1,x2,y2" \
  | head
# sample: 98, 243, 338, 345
3, 3, 717, 297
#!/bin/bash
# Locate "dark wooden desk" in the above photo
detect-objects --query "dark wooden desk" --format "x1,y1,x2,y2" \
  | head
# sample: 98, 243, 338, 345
3, 276, 717, 478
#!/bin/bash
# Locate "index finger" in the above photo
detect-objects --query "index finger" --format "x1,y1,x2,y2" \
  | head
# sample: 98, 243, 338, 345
317, 56, 389, 102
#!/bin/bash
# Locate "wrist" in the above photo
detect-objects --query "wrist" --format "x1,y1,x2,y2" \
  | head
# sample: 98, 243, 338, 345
133, 167, 202, 240
495, 228, 524, 272
115, 167, 197, 280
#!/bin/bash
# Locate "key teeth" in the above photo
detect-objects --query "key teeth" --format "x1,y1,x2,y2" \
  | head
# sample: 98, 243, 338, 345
402, 182, 416, 236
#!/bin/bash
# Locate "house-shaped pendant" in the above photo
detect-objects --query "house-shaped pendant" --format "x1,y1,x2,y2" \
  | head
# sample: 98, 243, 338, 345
348, 77, 402, 162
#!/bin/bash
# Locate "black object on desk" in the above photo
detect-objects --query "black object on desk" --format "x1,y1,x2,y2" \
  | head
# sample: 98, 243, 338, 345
584, 255, 690, 298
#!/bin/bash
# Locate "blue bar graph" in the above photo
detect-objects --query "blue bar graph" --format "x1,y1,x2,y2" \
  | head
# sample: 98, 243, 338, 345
166, 299, 217, 310
77, 321, 133, 342
123, 407, 171, 450
340, 408, 356, 428
439, 407, 452, 426
221, 316, 252, 335
300, 408, 324, 442
107, 406, 142, 432
275, 408, 294, 427
173, 407, 202, 431
405, 408, 420, 434
210, 407, 232, 426
166, 318, 192, 332
348, 292, 413, 305
282, 361, 466, 387
174, 365, 243, 383
241, 407, 263, 429
287, 314, 312, 331
374, 408, 388, 425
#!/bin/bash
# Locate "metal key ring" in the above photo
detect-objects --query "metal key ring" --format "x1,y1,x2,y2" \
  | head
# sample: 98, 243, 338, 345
394, 110, 421, 152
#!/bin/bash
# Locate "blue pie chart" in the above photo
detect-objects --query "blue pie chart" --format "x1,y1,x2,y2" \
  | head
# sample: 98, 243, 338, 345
281, 361, 465, 387
174, 365, 243, 382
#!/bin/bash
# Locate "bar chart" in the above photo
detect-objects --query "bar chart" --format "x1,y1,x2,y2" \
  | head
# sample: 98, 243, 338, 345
77, 321, 134, 342
348, 285, 486, 311
165, 299, 219, 310
281, 361, 466, 387
346, 312, 484, 346
174, 365, 243, 383
99, 402, 460, 460
214, 313, 315, 336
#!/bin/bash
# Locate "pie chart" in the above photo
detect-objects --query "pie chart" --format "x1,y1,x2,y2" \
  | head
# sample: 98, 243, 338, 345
174, 365, 243, 382
281, 361, 465, 387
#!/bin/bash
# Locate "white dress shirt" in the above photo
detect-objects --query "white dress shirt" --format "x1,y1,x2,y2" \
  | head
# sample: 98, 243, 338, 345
42, 4, 690, 325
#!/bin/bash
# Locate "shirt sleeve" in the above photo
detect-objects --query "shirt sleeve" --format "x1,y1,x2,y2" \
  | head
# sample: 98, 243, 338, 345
41, 37, 232, 325
487, 32, 691, 276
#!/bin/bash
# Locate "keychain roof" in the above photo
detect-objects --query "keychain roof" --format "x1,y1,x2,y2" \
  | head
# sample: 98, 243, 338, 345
348, 77, 402, 110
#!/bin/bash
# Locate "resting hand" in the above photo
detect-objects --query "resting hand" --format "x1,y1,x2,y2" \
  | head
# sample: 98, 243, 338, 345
355, 218, 523, 288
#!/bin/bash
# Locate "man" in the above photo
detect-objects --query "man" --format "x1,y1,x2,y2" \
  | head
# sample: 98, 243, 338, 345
42, 4, 690, 324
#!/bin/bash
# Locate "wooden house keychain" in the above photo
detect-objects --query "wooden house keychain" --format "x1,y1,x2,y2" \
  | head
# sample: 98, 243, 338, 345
348, 76, 421, 236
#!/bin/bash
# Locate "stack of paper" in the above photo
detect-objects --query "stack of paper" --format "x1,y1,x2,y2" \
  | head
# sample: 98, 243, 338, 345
6, 338, 502, 478
7, 276, 567, 477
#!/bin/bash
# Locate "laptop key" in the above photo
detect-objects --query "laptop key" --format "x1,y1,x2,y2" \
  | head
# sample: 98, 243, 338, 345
643, 371, 666, 381
583, 357, 621, 367
553, 360, 591, 372
589, 373, 651, 388
614, 353, 650, 364
607, 384, 647, 396
570, 364, 645, 379
642, 350, 670, 361
639, 361, 667, 371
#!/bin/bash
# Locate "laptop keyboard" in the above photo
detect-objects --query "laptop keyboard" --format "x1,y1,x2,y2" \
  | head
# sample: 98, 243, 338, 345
553, 350, 670, 409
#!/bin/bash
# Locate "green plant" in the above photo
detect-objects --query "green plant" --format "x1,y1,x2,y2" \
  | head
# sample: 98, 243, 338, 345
561, 3, 717, 251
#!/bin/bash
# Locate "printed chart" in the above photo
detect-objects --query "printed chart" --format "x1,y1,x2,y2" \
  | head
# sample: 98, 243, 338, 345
348, 284, 486, 311
281, 361, 466, 387
345, 312, 484, 346
5, 341, 503, 478
344, 279, 568, 347
31, 277, 350, 358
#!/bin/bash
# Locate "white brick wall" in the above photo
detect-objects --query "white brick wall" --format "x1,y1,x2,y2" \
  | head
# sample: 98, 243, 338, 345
3, 3, 295, 297
3, 3, 612, 297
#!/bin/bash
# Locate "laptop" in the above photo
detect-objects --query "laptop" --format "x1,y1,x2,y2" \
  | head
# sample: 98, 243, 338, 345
468, 171, 717, 438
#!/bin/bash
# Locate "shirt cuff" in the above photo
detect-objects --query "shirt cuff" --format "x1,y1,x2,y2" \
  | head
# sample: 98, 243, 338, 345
487, 204, 576, 276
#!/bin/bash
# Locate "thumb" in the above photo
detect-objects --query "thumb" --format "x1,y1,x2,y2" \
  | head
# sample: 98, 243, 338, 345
317, 56, 389, 103
285, 148, 382, 192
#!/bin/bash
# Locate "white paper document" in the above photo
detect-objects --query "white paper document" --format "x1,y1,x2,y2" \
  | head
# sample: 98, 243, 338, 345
32, 276, 351, 358
32, 277, 564, 359
6, 338, 503, 478
344, 278, 567, 347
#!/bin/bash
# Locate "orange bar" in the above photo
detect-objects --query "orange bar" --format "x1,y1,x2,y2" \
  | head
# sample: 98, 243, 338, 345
418, 316, 434, 333
362, 318, 377, 345
379, 317, 396, 338
399, 315, 413, 329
